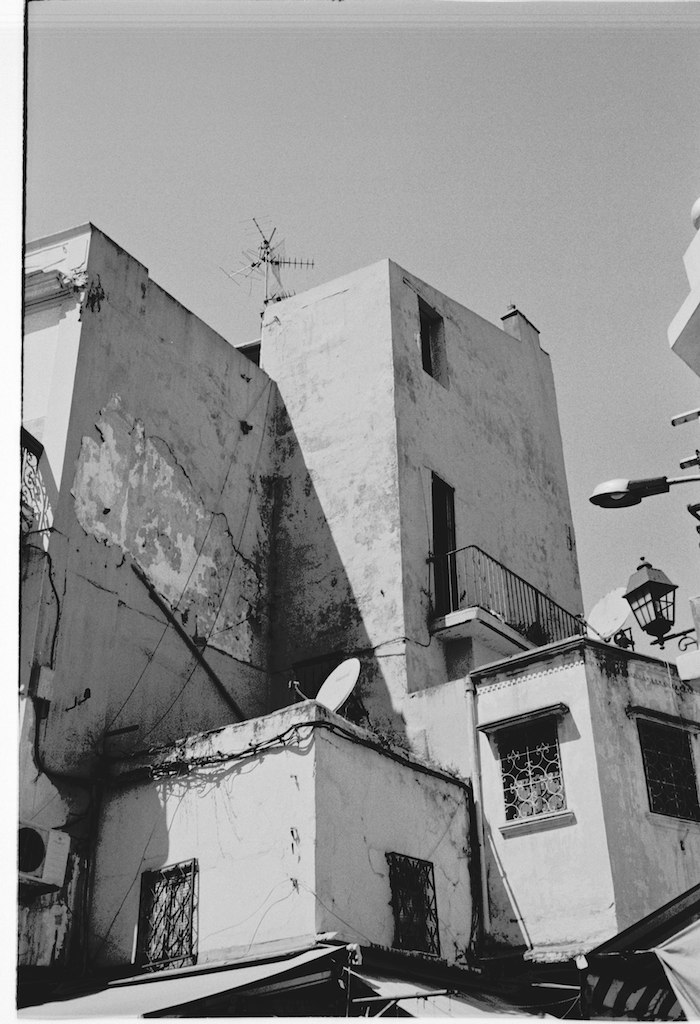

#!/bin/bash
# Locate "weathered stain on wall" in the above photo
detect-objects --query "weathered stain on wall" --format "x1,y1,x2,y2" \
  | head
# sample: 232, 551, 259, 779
18, 852, 85, 969
72, 396, 260, 661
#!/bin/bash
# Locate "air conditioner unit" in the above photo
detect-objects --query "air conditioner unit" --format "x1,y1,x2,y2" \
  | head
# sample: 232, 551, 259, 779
18, 823, 70, 889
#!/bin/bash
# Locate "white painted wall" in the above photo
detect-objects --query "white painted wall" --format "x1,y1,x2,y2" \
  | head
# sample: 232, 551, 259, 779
474, 639, 700, 958
24, 225, 91, 492
388, 263, 582, 682
25, 226, 280, 778
314, 724, 473, 961
260, 263, 416, 745
91, 704, 473, 968
585, 647, 700, 929
476, 643, 616, 958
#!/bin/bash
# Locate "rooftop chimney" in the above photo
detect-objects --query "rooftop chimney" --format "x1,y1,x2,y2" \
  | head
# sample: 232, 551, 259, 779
500, 304, 541, 347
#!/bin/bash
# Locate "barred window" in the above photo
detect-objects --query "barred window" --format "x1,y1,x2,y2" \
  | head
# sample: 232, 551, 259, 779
137, 859, 198, 972
498, 720, 566, 821
637, 719, 700, 822
386, 852, 440, 956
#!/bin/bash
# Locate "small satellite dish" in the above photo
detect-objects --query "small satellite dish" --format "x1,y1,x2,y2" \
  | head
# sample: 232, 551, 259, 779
315, 658, 361, 713
586, 587, 631, 641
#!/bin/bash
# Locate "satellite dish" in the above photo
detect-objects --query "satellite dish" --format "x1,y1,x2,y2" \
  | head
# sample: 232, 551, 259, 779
586, 588, 631, 641
315, 658, 361, 713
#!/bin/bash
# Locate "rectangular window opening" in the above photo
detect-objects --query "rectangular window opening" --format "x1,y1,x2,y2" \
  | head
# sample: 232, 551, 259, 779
418, 298, 447, 386
637, 719, 700, 822
386, 852, 440, 956
136, 859, 198, 972
497, 719, 566, 822
431, 474, 458, 617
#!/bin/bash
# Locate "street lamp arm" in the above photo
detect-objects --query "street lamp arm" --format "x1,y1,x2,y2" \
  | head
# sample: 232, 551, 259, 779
668, 474, 700, 486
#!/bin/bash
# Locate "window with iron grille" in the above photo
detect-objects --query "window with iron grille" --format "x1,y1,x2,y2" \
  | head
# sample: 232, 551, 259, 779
386, 852, 440, 956
497, 719, 566, 821
637, 719, 700, 822
136, 859, 198, 972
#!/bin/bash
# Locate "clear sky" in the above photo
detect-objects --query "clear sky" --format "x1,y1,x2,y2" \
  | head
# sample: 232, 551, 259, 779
23, 0, 700, 658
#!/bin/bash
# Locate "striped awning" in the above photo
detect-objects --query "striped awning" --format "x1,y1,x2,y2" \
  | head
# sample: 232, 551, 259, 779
585, 970, 682, 1020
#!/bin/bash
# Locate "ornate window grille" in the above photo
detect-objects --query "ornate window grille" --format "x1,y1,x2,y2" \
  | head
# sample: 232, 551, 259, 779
637, 720, 700, 822
386, 853, 440, 956
21, 432, 53, 543
498, 720, 566, 821
137, 859, 198, 972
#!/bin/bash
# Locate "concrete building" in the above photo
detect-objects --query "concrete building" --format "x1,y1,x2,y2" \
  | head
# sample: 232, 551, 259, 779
19, 225, 700, 1014
668, 196, 700, 378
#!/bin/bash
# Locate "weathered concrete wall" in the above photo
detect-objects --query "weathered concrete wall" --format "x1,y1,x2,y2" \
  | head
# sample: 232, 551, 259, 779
260, 264, 413, 744
474, 639, 700, 959
586, 647, 700, 929
25, 226, 279, 775
24, 226, 91, 492
475, 643, 617, 958
18, 846, 86, 969
258, 259, 581, 768
90, 704, 473, 967
389, 263, 582, 696
90, 706, 320, 967
314, 725, 473, 961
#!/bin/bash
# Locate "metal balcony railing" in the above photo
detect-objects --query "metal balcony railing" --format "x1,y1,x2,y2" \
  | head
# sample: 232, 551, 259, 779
429, 544, 584, 647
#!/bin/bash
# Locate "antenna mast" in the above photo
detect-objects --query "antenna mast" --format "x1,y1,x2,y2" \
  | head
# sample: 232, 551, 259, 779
220, 219, 314, 316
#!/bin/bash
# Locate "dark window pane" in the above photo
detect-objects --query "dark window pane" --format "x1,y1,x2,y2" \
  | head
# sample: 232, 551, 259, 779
638, 720, 700, 822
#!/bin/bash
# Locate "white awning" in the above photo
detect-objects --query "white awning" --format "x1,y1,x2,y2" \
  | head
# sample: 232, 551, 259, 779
349, 969, 555, 1017
655, 917, 700, 1020
19, 946, 339, 1018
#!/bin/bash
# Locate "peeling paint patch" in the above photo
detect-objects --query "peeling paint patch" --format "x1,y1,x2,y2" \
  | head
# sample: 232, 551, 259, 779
72, 398, 259, 660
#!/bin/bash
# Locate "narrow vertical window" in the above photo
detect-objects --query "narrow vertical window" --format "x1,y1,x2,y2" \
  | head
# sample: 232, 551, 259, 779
386, 853, 440, 956
137, 859, 198, 972
432, 473, 458, 616
418, 298, 447, 387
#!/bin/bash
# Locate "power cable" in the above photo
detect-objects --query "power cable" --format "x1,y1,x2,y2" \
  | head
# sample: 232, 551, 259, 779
102, 379, 273, 735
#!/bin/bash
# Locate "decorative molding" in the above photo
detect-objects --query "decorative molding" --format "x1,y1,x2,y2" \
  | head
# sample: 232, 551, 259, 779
478, 703, 569, 734
499, 809, 576, 839
626, 704, 700, 732
477, 659, 583, 694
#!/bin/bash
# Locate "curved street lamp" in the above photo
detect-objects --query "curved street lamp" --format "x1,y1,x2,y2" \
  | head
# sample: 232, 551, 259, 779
589, 474, 700, 508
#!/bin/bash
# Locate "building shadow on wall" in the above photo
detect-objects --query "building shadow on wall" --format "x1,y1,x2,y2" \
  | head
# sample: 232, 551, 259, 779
266, 402, 410, 750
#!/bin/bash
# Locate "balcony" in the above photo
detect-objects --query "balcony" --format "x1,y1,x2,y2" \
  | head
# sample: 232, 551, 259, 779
429, 545, 584, 651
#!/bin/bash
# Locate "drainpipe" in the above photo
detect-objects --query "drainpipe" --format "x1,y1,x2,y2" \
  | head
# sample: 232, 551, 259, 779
464, 675, 491, 942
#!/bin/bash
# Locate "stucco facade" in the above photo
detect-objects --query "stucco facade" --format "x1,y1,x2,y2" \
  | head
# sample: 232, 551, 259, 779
261, 259, 582, 759
472, 638, 700, 960
21, 225, 697, 1006
90, 703, 473, 969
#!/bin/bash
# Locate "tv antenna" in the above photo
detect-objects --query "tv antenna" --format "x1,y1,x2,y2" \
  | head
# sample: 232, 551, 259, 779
220, 218, 314, 314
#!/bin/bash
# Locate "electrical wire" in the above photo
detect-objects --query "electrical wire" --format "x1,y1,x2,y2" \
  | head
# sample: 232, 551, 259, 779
103, 379, 273, 735
136, 386, 275, 743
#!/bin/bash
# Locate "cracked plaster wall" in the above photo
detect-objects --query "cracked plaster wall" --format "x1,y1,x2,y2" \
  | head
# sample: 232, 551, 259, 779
585, 648, 700, 932
28, 225, 278, 774
474, 645, 700, 958
389, 261, 582, 694
314, 726, 472, 959
260, 263, 414, 746
90, 706, 472, 967
72, 397, 259, 663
